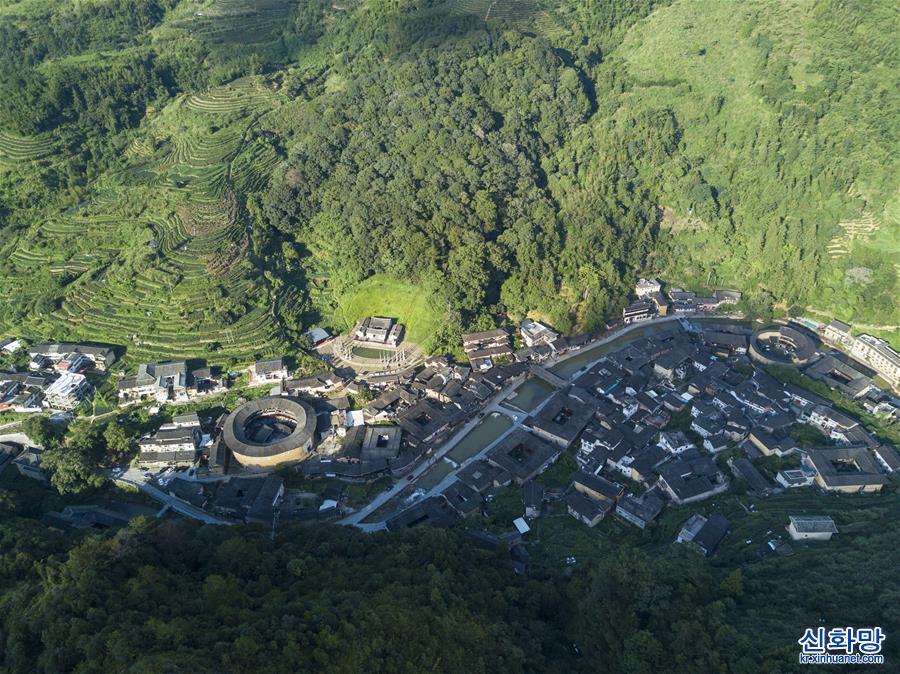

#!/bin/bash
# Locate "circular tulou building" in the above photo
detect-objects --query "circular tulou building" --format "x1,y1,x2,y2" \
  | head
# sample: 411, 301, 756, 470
749, 324, 817, 366
223, 396, 317, 469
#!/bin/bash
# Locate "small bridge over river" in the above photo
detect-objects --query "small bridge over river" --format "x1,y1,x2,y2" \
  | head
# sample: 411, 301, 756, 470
529, 364, 568, 389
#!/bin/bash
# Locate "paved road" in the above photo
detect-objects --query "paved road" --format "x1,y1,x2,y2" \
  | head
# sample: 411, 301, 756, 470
420, 391, 558, 500
0, 432, 35, 446
544, 314, 685, 373
112, 468, 231, 525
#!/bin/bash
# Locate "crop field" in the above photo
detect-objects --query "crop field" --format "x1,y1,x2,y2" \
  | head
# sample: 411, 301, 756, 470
333, 274, 445, 348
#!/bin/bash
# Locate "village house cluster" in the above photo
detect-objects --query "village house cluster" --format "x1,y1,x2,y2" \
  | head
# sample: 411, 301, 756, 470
550, 322, 896, 548
121, 347, 534, 519
118, 360, 227, 404
163, 472, 286, 525
822, 320, 900, 389
136, 412, 206, 469
0, 343, 116, 412
1, 294, 897, 545
402, 318, 898, 558
621, 278, 742, 324
461, 322, 590, 371
302, 357, 530, 482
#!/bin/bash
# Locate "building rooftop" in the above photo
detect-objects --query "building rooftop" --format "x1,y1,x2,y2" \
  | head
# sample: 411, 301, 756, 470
523, 481, 544, 508
657, 451, 721, 502
443, 481, 483, 516
616, 488, 664, 525
567, 492, 612, 522
810, 404, 859, 430
855, 334, 900, 368
307, 327, 331, 344
361, 426, 403, 460
253, 358, 285, 374
788, 515, 837, 534
573, 470, 624, 501
804, 446, 889, 489
873, 444, 900, 472
397, 399, 451, 443
729, 457, 772, 494
487, 429, 560, 483
704, 331, 748, 351
139, 427, 197, 446
530, 389, 598, 446
28, 342, 116, 361
386, 497, 459, 531
170, 412, 201, 427
462, 328, 509, 347
693, 513, 730, 556
826, 320, 851, 335
804, 355, 872, 396
457, 459, 510, 493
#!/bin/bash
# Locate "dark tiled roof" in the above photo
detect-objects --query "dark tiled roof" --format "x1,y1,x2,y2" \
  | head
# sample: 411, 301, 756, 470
693, 513, 730, 555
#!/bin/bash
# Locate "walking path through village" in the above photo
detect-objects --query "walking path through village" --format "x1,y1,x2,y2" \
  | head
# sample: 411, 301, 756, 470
112, 467, 230, 525
343, 314, 696, 530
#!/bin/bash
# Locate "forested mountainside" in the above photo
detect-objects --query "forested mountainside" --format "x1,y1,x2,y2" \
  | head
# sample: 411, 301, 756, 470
0, 0, 896, 363
1, 514, 899, 672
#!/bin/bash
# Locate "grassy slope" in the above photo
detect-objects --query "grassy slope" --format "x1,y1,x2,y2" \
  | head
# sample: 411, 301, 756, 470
617, 0, 899, 328
333, 274, 444, 347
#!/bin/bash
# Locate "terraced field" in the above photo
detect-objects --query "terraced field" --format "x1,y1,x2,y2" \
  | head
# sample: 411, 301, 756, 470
187, 78, 274, 114
450, 0, 536, 21
826, 210, 880, 259
0, 130, 55, 163
165, 0, 294, 47
0, 75, 291, 364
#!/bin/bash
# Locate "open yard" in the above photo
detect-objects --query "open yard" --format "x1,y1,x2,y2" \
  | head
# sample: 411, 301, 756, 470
351, 346, 392, 359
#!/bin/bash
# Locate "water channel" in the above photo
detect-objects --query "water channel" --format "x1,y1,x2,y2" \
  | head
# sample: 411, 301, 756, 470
504, 377, 556, 412
549, 316, 755, 380
445, 411, 513, 464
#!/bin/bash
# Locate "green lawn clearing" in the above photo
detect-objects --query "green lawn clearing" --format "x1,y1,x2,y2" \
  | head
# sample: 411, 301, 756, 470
334, 274, 444, 347
351, 346, 392, 359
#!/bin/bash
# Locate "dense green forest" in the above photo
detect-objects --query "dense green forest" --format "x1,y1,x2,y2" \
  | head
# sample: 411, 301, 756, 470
0, 513, 897, 672
0, 0, 896, 363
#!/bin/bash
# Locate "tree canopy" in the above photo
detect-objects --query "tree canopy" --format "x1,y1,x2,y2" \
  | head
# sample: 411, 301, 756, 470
0, 0, 896, 354
0, 514, 898, 672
